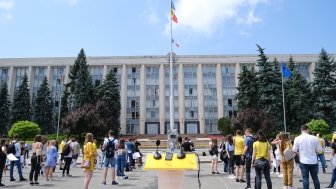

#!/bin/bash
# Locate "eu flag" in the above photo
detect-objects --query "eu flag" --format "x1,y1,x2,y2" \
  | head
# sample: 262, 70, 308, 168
282, 63, 291, 79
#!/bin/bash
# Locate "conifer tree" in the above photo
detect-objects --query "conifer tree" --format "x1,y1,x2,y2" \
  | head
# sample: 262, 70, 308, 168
0, 83, 11, 134
60, 85, 69, 119
311, 48, 336, 128
236, 66, 258, 111
33, 77, 53, 134
11, 73, 31, 123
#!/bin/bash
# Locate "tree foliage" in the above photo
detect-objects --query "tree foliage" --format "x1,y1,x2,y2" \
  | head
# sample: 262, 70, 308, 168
306, 119, 329, 135
311, 48, 336, 128
11, 73, 31, 123
60, 85, 70, 120
33, 77, 53, 134
9, 121, 41, 140
217, 117, 232, 135
236, 66, 258, 111
0, 83, 11, 134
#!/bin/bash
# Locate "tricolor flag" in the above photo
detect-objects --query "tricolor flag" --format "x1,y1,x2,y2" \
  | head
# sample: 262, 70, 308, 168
171, 38, 180, 47
282, 62, 291, 79
171, 1, 178, 23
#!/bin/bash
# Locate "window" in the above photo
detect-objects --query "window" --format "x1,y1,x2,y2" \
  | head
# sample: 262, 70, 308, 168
132, 67, 136, 73
229, 111, 233, 118
190, 111, 194, 118
55, 101, 59, 107
131, 100, 136, 108
189, 88, 193, 95
133, 78, 136, 84
228, 99, 232, 107
95, 80, 100, 86
114, 67, 118, 73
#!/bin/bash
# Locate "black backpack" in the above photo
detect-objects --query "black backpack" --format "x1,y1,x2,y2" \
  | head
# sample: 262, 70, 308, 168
105, 139, 116, 158
8, 142, 16, 155
63, 143, 71, 156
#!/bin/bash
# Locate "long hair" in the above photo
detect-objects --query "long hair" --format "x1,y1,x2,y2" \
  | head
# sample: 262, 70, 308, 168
34, 135, 42, 143
280, 133, 289, 153
119, 138, 125, 149
257, 130, 267, 142
227, 134, 233, 145
84, 133, 93, 144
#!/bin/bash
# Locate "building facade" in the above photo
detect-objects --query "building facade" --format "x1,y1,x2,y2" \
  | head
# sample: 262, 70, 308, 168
0, 54, 318, 135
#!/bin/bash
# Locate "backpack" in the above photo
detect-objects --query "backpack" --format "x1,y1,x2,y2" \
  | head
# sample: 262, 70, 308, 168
105, 139, 116, 158
8, 142, 16, 155
63, 143, 71, 156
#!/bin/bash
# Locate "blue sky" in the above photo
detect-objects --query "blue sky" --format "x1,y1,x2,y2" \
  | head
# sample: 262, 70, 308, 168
0, 0, 335, 58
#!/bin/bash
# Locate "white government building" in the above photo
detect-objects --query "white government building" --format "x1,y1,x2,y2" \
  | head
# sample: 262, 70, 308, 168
0, 54, 319, 135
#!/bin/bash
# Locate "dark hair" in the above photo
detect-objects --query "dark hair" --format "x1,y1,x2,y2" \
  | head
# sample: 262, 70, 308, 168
212, 138, 217, 145
227, 134, 233, 144
280, 133, 289, 153
236, 130, 242, 135
14, 134, 19, 140
257, 130, 267, 142
301, 124, 309, 131
108, 130, 113, 136
245, 128, 252, 134
34, 135, 42, 143
119, 138, 125, 149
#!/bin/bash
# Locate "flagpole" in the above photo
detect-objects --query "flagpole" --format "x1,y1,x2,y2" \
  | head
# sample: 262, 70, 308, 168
56, 73, 63, 140
169, 0, 174, 131
281, 62, 287, 133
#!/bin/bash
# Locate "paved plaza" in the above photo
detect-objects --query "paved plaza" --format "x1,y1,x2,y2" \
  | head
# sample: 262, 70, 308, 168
1, 150, 334, 189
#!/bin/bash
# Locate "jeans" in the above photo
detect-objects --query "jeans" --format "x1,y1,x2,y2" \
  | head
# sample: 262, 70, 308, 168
328, 168, 336, 187
300, 163, 320, 189
116, 155, 126, 177
100, 151, 106, 168
0, 161, 5, 183
281, 159, 294, 186
228, 151, 235, 175
317, 154, 326, 173
245, 157, 252, 187
29, 154, 41, 182
223, 157, 228, 173
255, 159, 272, 189
10, 156, 23, 179
62, 157, 72, 175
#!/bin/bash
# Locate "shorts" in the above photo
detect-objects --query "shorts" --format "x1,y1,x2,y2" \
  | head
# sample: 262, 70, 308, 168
60, 153, 64, 161
104, 157, 116, 168
212, 155, 218, 160
234, 155, 245, 166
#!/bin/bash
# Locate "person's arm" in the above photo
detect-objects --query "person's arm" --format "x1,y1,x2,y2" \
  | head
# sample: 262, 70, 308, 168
267, 143, 272, 169
242, 138, 248, 156
316, 139, 323, 154
251, 143, 256, 164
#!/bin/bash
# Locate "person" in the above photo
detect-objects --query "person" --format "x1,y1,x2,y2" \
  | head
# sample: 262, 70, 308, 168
234, 130, 245, 183
326, 138, 336, 188
134, 138, 143, 167
0, 139, 7, 186
58, 139, 66, 170
100, 135, 107, 168
29, 135, 43, 185
279, 133, 295, 189
209, 138, 219, 174
9, 134, 27, 182
226, 134, 235, 179
316, 133, 326, 174
271, 134, 282, 177
116, 138, 128, 179
125, 138, 135, 170
45, 140, 57, 181
92, 138, 98, 169
219, 137, 228, 174
242, 128, 254, 189
252, 130, 272, 189
83, 133, 95, 189
62, 138, 73, 177
72, 138, 80, 168
1, 140, 8, 176
181, 137, 193, 152
24, 142, 30, 159
101, 130, 118, 185
292, 124, 323, 189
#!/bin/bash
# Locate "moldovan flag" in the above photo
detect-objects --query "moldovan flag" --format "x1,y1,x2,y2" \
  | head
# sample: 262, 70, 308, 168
171, 1, 178, 23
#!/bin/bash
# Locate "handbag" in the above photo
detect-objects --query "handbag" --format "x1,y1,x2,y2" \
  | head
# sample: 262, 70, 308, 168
283, 147, 296, 162
81, 160, 91, 168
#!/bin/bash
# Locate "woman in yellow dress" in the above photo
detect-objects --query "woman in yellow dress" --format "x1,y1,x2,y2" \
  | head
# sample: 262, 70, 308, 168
83, 133, 95, 189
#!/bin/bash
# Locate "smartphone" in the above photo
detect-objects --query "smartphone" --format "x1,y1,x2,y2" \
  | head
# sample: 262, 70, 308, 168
165, 152, 173, 160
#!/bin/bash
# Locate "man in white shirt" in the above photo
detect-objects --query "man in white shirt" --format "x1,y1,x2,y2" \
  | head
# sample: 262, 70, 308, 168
293, 124, 323, 189
9, 134, 27, 181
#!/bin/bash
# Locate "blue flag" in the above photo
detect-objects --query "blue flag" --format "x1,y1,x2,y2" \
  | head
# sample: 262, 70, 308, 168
282, 62, 291, 79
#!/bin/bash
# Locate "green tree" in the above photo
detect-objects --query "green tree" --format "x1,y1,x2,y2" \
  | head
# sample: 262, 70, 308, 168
256, 45, 283, 130
236, 66, 258, 111
0, 83, 11, 134
11, 73, 31, 123
33, 77, 53, 134
284, 56, 312, 132
60, 85, 70, 119
9, 121, 41, 140
68, 49, 94, 109
311, 48, 336, 129
306, 119, 329, 135
217, 117, 232, 135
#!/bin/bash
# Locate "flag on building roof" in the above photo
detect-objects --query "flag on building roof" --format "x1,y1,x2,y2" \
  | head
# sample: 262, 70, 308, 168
171, 1, 178, 23
282, 62, 291, 79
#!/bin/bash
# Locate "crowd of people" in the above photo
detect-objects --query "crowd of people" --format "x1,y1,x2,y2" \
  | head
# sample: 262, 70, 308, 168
209, 125, 336, 189
0, 130, 143, 189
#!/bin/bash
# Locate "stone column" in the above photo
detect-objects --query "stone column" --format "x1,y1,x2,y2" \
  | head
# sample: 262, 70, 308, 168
139, 65, 146, 134
27, 66, 34, 103
159, 64, 165, 134
8, 66, 15, 101
178, 64, 184, 134
103, 65, 108, 80
216, 64, 223, 118
197, 64, 204, 134
46, 66, 52, 88
120, 65, 127, 135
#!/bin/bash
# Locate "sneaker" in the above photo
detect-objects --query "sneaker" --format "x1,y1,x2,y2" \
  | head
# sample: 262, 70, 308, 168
123, 176, 128, 180
236, 179, 240, 182
112, 181, 118, 185
299, 179, 303, 182
66, 174, 72, 177
62, 174, 65, 177
211, 172, 215, 174
244, 186, 251, 189
240, 179, 246, 183
325, 186, 333, 189
10, 178, 15, 181
29, 181, 34, 185
278, 174, 283, 178
34, 182, 39, 185
0, 183, 5, 186
20, 177, 27, 181
100, 181, 106, 185
216, 172, 220, 174
276, 172, 280, 176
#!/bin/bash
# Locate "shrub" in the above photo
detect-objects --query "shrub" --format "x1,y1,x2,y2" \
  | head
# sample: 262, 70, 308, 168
9, 121, 41, 141
306, 119, 329, 135
217, 117, 232, 135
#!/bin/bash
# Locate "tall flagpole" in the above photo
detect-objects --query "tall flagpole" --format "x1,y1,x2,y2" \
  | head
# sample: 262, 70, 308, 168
169, 0, 174, 131
281, 62, 287, 133
56, 73, 63, 140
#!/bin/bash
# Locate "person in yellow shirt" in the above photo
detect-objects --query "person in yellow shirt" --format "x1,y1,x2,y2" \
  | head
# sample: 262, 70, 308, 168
58, 139, 66, 170
83, 133, 95, 189
234, 130, 245, 183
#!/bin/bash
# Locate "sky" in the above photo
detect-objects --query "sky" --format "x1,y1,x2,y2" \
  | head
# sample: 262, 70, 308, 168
0, 0, 335, 58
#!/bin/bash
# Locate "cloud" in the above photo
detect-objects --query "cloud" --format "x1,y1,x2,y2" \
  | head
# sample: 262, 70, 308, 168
169, 0, 267, 35
148, 8, 159, 24
67, 0, 79, 6
0, 0, 14, 22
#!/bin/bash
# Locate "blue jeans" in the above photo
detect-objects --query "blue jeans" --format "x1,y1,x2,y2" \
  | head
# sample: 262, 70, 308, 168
317, 154, 326, 173
255, 159, 272, 189
100, 151, 106, 168
10, 157, 23, 179
300, 163, 320, 189
116, 155, 126, 177
328, 168, 336, 187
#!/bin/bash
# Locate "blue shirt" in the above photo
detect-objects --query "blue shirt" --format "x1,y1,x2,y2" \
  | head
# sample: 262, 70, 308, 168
244, 136, 254, 158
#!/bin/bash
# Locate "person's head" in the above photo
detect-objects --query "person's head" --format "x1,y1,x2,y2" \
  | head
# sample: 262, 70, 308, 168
108, 130, 114, 137
119, 138, 125, 149
49, 140, 56, 146
236, 130, 242, 136
245, 128, 252, 136
34, 135, 42, 143
184, 137, 189, 141
280, 133, 289, 152
227, 134, 233, 144
317, 133, 322, 138
257, 130, 267, 142
13, 134, 19, 140
212, 138, 217, 145
0, 139, 6, 146
85, 133, 93, 144
301, 124, 309, 133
